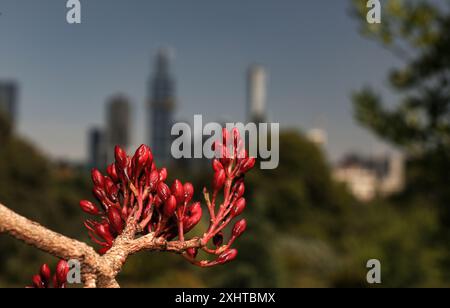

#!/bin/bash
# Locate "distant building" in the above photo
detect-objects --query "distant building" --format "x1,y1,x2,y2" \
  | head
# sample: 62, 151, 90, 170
106, 94, 131, 162
88, 127, 107, 169
148, 49, 176, 163
333, 154, 405, 202
0, 81, 18, 128
247, 65, 267, 124
307, 128, 328, 147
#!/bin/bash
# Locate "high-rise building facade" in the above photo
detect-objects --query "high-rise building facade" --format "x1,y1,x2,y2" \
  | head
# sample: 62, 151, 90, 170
0, 82, 18, 128
247, 65, 267, 123
106, 94, 131, 162
148, 49, 175, 163
88, 127, 107, 169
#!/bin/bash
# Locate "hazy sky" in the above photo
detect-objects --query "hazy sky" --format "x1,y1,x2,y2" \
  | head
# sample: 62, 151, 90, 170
0, 0, 403, 162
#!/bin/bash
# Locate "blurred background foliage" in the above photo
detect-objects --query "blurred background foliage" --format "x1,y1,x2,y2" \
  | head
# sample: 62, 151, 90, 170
0, 120, 446, 288
1, 0, 450, 287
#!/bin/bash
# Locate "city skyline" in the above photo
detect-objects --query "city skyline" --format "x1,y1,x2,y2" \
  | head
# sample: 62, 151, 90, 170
0, 0, 402, 162
149, 48, 176, 163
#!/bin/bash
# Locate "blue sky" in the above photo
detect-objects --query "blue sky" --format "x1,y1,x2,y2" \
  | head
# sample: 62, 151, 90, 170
0, 0, 403, 161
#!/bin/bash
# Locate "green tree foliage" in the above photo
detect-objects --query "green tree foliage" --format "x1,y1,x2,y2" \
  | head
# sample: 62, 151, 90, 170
351, 0, 450, 150
351, 1, 450, 204
0, 115, 90, 286
351, 0, 450, 283
351, 0, 450, 176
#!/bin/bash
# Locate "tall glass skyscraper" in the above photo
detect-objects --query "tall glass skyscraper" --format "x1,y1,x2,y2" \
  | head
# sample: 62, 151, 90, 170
0, 82, 18, 128
88, 127, 106, 169
247, 65, 267, 124
106, 95, 131, 163
148, 49, 175, 163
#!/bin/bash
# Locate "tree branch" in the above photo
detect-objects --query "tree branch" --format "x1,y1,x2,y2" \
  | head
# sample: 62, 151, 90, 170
0, 203, 204, 288
0, 203, 100, 269
128, 234, 203, 255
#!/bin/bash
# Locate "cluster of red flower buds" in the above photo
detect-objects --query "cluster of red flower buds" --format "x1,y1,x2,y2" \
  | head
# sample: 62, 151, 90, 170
184, 128, 255, 267
79, 127, 255, 266
27, 260, 69, 288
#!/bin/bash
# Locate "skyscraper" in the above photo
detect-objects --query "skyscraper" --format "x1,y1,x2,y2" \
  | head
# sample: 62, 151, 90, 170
106, 94, 131, 163
88, 127, 106, 169
0, 81, 18, 128
148, 49, 176, 163
247, 65, 267, 123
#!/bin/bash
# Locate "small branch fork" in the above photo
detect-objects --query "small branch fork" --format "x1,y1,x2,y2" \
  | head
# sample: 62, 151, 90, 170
0, 203, 203, 288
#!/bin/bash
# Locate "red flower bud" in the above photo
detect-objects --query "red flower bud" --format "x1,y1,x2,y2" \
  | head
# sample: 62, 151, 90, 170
235, 182, 245, 199
52, 275, 58, 288
217, 249, 238, 265
32, 274, 43, 288
133, 144, 151, 173
106, 163, 119, 182
107, 207, 124, 234
55, 260, 69, 286
183, 202, 202, 233
183, 182, 194, 203
157, 182, 171, 202
232, 219, 247, 238
104, 178, 119, 201
39, 264, 51, 286
91, 169, 105, 187
163, 195, 177, 218
186, 248, 198, 259
79, 200, 100, 215
213, 169, 226, 191
213, 232, 224, 247
190, 201, 202, 216
240, 157, 256, 174
114, 145, 129, 170
93, 186, 106, 204
159, 168, 168, 182
231, 198, 246, 217
150, 162, 157, 172
212, 159, 224, 172
171, 179, 185, 204
149, 170, 160, 191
